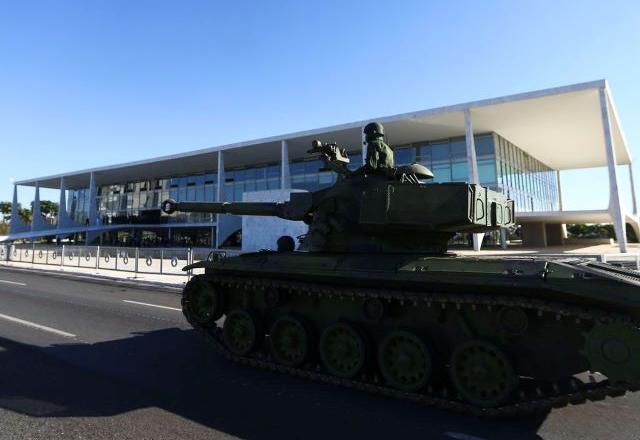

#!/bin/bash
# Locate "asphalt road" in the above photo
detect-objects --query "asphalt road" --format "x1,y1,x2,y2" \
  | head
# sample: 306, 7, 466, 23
0, 267, 639, 440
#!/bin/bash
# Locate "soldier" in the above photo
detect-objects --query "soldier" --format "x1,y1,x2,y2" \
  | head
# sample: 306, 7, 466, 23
310, 122, 430, 183
363, 122, 394, 171
361, 122, 429, 183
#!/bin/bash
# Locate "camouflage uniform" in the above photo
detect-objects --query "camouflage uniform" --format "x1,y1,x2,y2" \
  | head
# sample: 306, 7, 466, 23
365, 137, 395, 171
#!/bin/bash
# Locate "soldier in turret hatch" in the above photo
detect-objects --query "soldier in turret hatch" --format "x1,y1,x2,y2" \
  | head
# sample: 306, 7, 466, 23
309, 122, 432, 183
362, 122, 395, 172
360, 122, 427, 183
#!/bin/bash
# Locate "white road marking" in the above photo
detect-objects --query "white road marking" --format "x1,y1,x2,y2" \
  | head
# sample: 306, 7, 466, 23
445, 433, 488, 440
123, 300, 181, 311
0, 312, 76, 338
0, 279, 27, 286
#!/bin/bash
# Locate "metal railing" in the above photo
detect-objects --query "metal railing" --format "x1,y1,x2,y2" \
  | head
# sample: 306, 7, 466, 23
0, 243, 237, 277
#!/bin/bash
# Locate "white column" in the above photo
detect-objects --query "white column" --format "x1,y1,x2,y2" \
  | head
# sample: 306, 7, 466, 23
629, 164, 638, 215
464, 109, 480, 184
599, 86, 627, 253
281, 140, 291, 189
85, 172, 98, 245
58, 177, 67, 230
9, 184, 24, 234
216, 151, 225, 202
556, 170, 563, 211
88, 172, 97, 227
32, 181, 43, 231
10, 184, 18, 231
556, 170, 567, 239
215, 150, 225, 247
361, 127, 367, 166
464, 109, 484, 251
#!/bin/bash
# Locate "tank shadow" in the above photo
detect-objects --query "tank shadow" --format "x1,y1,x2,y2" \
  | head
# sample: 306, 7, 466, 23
0, 329, 546, 439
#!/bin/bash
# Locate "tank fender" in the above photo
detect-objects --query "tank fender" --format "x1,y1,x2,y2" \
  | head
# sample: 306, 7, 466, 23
182, 261, 210, 271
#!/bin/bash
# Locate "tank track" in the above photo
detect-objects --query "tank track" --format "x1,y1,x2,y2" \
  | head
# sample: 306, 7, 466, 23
186, 273, 636, 417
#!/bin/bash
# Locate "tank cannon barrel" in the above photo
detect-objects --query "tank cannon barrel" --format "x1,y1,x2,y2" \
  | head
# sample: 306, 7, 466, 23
161, 192, 312, 221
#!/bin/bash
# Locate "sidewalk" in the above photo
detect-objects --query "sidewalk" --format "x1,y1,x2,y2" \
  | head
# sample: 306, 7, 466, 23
0, 260, 188, 289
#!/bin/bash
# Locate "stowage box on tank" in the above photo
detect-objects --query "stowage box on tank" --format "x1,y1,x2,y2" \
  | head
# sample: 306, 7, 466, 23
163, 123, 640, 416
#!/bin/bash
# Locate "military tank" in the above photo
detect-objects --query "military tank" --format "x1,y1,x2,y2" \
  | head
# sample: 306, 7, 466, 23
163, 123, 640, 416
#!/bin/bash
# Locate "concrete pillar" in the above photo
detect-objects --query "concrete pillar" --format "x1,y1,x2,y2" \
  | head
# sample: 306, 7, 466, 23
521, 222, 547, 248
85, 172, 99, 245
215, 150, 225, 247
88, 172, 97, 227
556, 170, 563, 211
464, 108, 484, 251
9, 184, 29, 234
216, 150, 225, 202
10, 185, 18, 227
599, 86, 628, 253
58, 177, 67, 230
361, 127, 367, 166
545, 223, 564, 246
281, 140, 291, 189
629, 164, 638, 215
32, 182, 43, 231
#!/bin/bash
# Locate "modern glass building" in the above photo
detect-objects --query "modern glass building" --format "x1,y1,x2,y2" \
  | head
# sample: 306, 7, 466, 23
6, 80, 638, 252
60, 131, 559, 247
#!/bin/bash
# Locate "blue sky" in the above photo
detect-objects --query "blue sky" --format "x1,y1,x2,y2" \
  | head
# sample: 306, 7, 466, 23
1, 0, 639, 211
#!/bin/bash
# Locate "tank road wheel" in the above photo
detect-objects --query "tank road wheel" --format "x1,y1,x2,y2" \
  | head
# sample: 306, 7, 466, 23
183, 278, 225, 325
269, 316, 312, 367
378, 331, 432, 392
223, 309, 263, 356
585, 320, 640, 385
450, 340, 517, 407
319, 323, 367, 378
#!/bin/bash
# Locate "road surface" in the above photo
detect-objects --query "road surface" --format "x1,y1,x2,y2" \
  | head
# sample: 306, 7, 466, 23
0, 266, 639, 440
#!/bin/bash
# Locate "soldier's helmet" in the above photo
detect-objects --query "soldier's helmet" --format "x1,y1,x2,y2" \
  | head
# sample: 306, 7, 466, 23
363, 122, 385, 140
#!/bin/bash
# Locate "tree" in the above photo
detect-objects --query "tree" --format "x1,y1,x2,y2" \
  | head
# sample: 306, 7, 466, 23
18, 208, 32, 223
41, 200, 59, 217
30, 200, 59, 217
0, 201, 18, 223
567, 224, 615, 239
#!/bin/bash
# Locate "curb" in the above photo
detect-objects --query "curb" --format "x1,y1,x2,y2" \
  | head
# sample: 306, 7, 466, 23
0, 263, 183, 293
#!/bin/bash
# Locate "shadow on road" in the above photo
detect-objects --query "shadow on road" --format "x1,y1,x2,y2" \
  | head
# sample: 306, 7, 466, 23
0, 329, 546, 439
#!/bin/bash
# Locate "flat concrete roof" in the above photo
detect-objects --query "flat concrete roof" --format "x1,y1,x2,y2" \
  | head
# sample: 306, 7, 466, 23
16, 79, 631, 190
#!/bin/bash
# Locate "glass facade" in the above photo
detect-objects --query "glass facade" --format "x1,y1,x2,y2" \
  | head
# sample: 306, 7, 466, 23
67, 132, 559, 244
494, 134, 559, 212
291, 159, 338, 191
408, 134, 498, 186
94, 177, 216, 225
222, 165, 281, 202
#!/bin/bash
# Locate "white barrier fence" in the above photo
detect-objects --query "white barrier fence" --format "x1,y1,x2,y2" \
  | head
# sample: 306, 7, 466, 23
0, 244, 234, 277
599, 253, 640, 269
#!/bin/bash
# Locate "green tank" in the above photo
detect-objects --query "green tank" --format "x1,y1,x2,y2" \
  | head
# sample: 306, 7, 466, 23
162, 125, 640, 416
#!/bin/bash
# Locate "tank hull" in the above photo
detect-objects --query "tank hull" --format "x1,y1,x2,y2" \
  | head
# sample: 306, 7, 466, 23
181, 251, 640, 416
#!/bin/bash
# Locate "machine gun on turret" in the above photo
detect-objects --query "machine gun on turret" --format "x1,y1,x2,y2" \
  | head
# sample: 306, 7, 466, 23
307, 139, 352, 176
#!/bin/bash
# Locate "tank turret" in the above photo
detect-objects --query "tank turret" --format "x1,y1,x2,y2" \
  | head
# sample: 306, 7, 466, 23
162, 166, 514, 253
